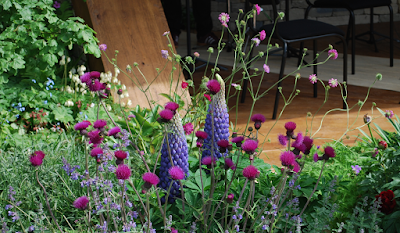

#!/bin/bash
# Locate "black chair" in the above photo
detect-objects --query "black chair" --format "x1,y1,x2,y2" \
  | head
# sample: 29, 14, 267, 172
241, 0, 347, 119
305, 0, 393, 75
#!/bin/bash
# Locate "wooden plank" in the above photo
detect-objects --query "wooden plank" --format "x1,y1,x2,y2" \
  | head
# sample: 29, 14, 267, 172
75, 0, 190, 109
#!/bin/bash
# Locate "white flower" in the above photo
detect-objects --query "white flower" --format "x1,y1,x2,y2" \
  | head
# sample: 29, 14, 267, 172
121, 102, 126, 107
75, 87, 79, 92
80, 88, 85, 93
82, 90, 87, 95
114, 67, 120, 76
77, 65, 86, 76
107, 84, 111, 89
106, 105, 112, 111
117, 80, 121, 85
80, 82, 86, 87
70, 67, 76, 74
120, 93, 125, 98
59, 55, 66, 65
127, 99, 132, 106
121, 84, 126, 90
69, 71, 73, 79
90, 103, 95, 108
124, 92, 129, 98
67, 57, 71, 63
112, 77, 118, 84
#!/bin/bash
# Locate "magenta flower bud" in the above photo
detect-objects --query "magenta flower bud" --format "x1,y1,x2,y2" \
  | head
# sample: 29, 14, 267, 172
242, 165, 260, 180
73, 196, 89, 210
227, 193, 234, 204
251, 114, 266, 130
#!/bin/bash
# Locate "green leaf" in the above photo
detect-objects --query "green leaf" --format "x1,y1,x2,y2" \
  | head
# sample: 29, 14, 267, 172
181, 180, 200, 192
2, 0, 12, 10
52, 106, 74, 123
195, 169, 210, 190
42, 53, 57, 66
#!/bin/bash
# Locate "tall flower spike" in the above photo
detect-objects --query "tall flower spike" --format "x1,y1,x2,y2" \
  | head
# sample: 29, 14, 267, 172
159, 112, 189, 203
202, 74, 230, 159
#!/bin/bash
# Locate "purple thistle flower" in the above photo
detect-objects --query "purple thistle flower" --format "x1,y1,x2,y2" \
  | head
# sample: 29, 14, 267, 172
202, 74, 230, 159
159, 112, 189, 203
99, 44, 107, 51
53, 1, 60, 9
278, 134, 288, 146
74, 196, 89, 210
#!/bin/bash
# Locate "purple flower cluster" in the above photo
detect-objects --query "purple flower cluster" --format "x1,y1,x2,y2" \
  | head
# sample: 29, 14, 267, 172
202, 75, 230, 159
62, 158, 83, 180
159, 107, 189, 203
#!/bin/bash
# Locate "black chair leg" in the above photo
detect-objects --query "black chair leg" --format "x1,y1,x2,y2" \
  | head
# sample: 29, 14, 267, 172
272, 43, 288, 120
350, 10, 355, 74
389, 5, 393, 67
313, 40, 317, 98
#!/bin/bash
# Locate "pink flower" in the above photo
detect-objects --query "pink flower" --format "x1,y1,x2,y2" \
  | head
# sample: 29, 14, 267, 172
163, 31, 170, 36
284, 121, 296, 132
108, 126, 121, 136
260, 30, 266, 41
218, 12, 230, 24
278, 134, 288, 146
385, 110, 394, 119
30, 155, 43, 167
251, 114, 266, 123
293, 162, 300, 173
181, 81, 189, 89
224, 158, 236, 170
165, 102, 179, 112
251, 38, 260, 47
324, 146, 336, 158
73, 196, 89, 210
222, 22, 228, 28
207, 79, 221, 95
232, 136, 244, 144
90, 147, 103, 157
74, 121, 91, 131
201, 156, 216, 166
217, 139, 230, 148
309, 74, 317, 84
93, 119, 107, 129
88, 130, 103, 145
194, 52, 200, 57
159, 109, 174, 121
242, 165, 260, 180
99, 44, 107, 51
53, 1, 60, 9
34, 151, 45, 160
161, 50, 169, 59
313, 152, 320, 162
114, 150, 128, 160
171, 228, 178, 233
328, 78, 338, 88
328, 49, 338, 60
168, 166, 185, 180
255, 4, 261, 15
88, 79, 102, 92
241, 139, 258, 154
263, 64, 270, 73
115, 164, 131, 180
227, 193, 234, 203
204, 94, 211, 101
196, 131, 208, 139
280, 151, 295, 167
142, 172, 159, 186
183, 122, 194, 135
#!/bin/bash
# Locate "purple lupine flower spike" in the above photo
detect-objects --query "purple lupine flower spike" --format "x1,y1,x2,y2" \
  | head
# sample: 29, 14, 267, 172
159, 111, 189, 203
202, 74, 230, 159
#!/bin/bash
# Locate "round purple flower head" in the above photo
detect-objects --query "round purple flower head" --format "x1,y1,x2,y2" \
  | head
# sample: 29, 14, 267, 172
293, 162, 300, 173
99, 44, 107, 51
114, 150, 128, 162
159, 109, 174, 122
202, 156, 216, 166
115, 164, 131, 180
241, 139, 258, 154
217, 139, 230, 153
284, 121, 296, 137
74, 121, 91, 131
385, 110, 394, 119
280, 151, 295, 167
322, 146, 336, 160
232, 136, 244, 147
207, 79, 221, 95
251, 113, 266, 130
168, 166, 185, 180
108, 126, 121, 137
278, 134, 288, 146
183, 122, 194, 135
313, 152, 320, 162
88, 130, 103, 145
73, 196, 89, 210
90, 147, 103, 157
302, 136, 314, 155
196, 130, 208, 147
242, 165, 260, 180
224, 158, 236, 170
88, 79, 102, 92
93, 119, 107, 129
165, 102, 179, 113
142, 172, 159, 186
34, 151, 45, 160
30, 155, 43, 167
